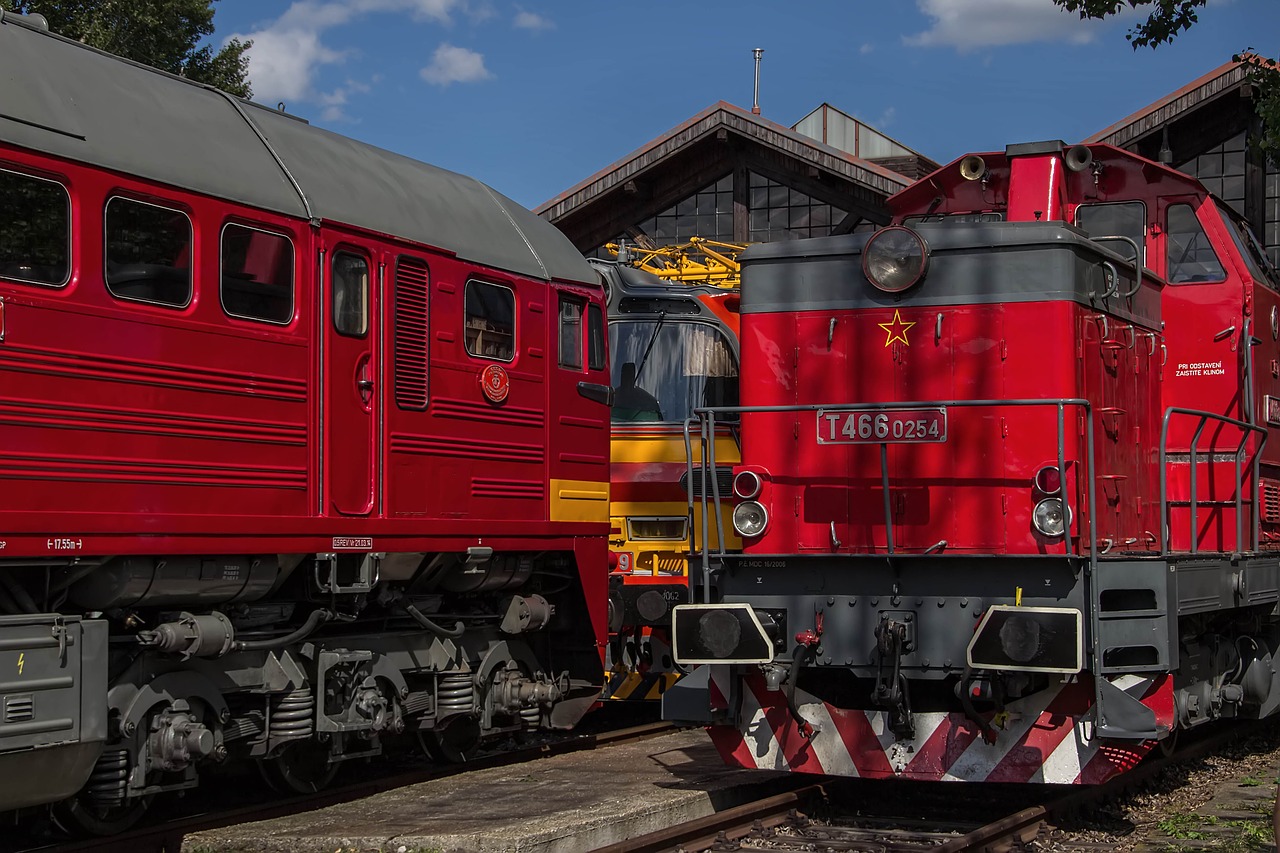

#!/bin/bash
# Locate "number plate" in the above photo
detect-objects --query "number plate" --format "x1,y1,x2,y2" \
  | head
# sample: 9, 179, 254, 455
816, 408, 947, 444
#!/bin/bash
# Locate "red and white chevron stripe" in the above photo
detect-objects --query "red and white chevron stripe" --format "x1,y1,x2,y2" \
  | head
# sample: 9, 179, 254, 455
703, 667, 1173, 784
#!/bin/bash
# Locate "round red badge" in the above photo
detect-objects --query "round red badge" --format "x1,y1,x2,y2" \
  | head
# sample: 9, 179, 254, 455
480, 364, 510, 403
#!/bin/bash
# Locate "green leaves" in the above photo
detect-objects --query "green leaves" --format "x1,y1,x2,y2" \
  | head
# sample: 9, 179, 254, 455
1054, 0, 1207, 49
2, 0, 251, 97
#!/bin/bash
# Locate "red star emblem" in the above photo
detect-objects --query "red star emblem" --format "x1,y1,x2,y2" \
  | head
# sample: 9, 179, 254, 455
878, 309, 916, 347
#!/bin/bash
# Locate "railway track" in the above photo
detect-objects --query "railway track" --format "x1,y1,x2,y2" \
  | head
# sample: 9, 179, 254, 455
598, 721, 1270, 853
18, 719, 677, 853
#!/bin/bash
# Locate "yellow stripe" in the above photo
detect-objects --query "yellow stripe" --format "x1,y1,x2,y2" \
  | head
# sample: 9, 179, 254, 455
550, 478, 609, 523
611, 434, 740, 465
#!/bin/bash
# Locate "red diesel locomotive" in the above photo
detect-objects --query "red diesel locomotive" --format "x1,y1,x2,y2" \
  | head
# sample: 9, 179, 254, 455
0, 11, 609, 832
665, 139, 1280, 784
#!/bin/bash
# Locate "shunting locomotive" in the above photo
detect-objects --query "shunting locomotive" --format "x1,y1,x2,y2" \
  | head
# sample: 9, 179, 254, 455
665, 138, 1280, 783
0, 11, 609, 833
592, 259, 741, 699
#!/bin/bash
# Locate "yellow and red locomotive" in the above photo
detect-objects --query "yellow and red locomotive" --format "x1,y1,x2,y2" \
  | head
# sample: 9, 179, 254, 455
666, 139, 1280, 783
0, 11, 609, 832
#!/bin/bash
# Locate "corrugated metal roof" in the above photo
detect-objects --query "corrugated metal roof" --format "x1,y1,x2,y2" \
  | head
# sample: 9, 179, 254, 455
0, 12, 593, 284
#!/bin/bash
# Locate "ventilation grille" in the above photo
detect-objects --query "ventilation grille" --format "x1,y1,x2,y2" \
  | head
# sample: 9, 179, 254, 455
679, 467, 734, 499
5, 695, 33, 723
394, 258, 430, 410
1263, 478, 1280, 525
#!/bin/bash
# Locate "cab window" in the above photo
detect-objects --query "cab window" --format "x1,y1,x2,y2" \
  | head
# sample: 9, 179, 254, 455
588, 304, 606, 371
0, 167, 70, 287
558, 295, 584, 370
1077, 201, 1145, 265
465, 280, 515, 361
105, 196, 192, 307
1166, 203, 1226, 284
332, 251, 369, 336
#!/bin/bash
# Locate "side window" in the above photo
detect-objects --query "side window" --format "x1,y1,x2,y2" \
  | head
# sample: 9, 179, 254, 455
0, 167, 70, 287
558, 295, 584, 370
221, 223, 294, 324
332, 251, 369, 337
1166, 203, 1226, 284
394, 256, 430, 410
105, 197, 192, 307
1076, 201, 1145, 264
464, 280, 515, 361
588, 303, 606, 371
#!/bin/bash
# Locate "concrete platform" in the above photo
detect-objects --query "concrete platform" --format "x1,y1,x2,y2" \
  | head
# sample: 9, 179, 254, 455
181, 729, 788, 853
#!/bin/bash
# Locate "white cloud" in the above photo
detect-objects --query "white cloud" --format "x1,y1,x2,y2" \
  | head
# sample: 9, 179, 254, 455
859, 42, 875, 55
420, 43, 493, 85
513, 9, 554, 30
318, 78, 374, 122
905, 0, 1127, 50
229, 0, 479, 107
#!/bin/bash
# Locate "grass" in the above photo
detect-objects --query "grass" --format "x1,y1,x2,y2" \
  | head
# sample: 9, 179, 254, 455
1155, 809, 1275, 852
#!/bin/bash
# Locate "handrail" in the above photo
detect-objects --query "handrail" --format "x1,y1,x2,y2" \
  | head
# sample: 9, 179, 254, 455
685, 398, 1098, 601
1158, 407, 1267, 553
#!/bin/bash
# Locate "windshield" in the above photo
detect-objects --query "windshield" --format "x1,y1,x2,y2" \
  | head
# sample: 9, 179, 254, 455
609, 319, 739, 424
1216, 201, 1280, 289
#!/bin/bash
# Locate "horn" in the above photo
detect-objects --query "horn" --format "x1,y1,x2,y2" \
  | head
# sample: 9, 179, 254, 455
958, 155, 987, 182
1064, 144, 1093, 173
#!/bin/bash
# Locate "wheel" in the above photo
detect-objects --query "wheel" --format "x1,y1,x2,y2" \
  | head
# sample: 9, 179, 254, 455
257, 740, 340, 794
52, 794, 152, 837
416, 715, 481, 764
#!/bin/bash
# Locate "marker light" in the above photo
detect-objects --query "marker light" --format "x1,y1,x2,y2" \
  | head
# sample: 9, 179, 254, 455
1034, 465, 1062, 495
732, 501, 769, 537
862, 226, 929, 294
1033, 498, 1068, 538
733, 470, 763, 500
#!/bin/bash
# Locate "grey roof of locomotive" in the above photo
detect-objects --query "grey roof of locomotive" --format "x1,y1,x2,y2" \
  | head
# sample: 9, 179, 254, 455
0, 12, 594, 285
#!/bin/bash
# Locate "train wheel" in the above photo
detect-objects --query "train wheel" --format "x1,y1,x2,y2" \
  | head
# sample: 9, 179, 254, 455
52, 794, 152, 837
257, 740, 340, 794
417, 715, 481, 763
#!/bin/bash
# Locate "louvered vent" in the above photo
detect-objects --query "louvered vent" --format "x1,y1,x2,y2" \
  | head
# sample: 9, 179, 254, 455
1263, 478, 1280, 525
680, 467, 735, 499
5, 695, 33, 723
394, 258, 430, 410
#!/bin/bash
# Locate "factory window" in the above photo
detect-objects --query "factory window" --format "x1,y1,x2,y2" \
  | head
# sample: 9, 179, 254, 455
1165, 203, 1225, 284
558, 294, 584, 370
748, 172, 846, 241
332, 251, 369, 337
606, 175, 733, 255
221, 223, 295, 324
1179, 131, 1246, 219
104, 197, 192, 307
1267, 162, 1280, 267
465, 280, 515, 361
0, 167, 70, 287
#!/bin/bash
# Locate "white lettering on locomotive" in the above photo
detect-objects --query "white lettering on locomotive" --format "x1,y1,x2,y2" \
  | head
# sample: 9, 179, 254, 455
331, 537, 374, 550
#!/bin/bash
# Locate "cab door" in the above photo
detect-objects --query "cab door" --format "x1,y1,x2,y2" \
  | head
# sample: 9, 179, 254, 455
324, 242, 378, 516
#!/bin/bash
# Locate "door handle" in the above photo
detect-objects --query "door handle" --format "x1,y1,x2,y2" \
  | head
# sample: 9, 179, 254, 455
357, 378, 374, 392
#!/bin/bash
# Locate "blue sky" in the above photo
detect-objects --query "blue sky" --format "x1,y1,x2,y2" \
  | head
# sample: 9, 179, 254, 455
212, 0, 1280, 210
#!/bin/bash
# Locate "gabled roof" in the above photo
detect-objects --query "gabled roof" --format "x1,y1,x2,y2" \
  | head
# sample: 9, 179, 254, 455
536, 101, 913, 222
1085, 58, 1250, 148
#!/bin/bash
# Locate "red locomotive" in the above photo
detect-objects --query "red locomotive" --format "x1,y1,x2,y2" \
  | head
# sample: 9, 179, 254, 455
0, 11, 609, 833
666, 138, 1280, 784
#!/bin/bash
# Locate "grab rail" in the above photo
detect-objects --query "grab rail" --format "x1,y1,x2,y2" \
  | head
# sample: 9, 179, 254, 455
1158, 407, 1267, 553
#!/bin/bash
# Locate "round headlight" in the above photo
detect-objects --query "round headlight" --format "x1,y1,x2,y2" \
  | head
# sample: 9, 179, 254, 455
1034, 465, 1062, 495
862, 226, 929, 294
733, 470, 762, 500
732, 501, 769, 537
1033, 498, 1068, 538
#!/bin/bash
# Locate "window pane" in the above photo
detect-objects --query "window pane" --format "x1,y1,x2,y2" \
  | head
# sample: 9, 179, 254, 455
221, 224, 294, 323
1166, 204, 1225, 284
558, 295, 584, 370
465, 281, 515, 361
608, 320, 739, 423
0, 168, 69, 286
588, 304, 606, 371
332, 252, 369, 336
1076, 201, 1146, 263
105, 197, 192, 306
